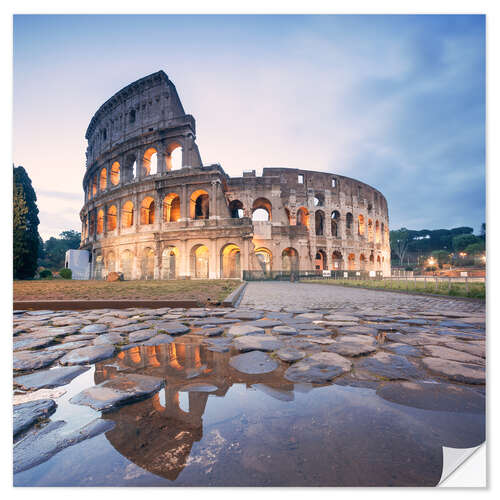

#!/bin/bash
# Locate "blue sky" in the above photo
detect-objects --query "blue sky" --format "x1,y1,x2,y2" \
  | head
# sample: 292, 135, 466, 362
13, 14, 485, 240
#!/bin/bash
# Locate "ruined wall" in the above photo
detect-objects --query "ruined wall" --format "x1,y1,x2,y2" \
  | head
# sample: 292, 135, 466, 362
80, 71, 391, 279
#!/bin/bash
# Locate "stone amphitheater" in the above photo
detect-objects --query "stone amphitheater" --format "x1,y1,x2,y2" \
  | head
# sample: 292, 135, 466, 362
79, 70, 391, 280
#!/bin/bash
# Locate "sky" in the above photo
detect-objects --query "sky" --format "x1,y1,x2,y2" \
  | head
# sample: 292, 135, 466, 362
13, 14, 485, 241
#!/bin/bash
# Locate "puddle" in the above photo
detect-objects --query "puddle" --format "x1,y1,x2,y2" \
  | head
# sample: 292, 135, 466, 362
14, 335, 485, 486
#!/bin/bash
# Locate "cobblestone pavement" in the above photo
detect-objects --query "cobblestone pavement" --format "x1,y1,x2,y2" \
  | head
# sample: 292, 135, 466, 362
240, 282, 486, 315
13, 295, 485, 483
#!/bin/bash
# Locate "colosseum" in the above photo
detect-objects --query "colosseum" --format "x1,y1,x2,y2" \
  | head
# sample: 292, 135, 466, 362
79, 70, 391, 280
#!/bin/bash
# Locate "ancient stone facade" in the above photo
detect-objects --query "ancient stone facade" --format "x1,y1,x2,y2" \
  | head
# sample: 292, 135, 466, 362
80, 71, 391, 279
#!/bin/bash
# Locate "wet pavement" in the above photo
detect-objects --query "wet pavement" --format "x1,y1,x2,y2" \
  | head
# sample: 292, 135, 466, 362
12, 290, 486, 486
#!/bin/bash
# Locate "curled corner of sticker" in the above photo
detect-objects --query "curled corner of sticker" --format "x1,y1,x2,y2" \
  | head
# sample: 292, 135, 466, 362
438, 443, 485, 486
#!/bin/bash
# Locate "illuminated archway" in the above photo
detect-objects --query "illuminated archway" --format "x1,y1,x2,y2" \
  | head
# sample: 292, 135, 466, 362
166, 142, 183, 171
255, 247, 272, 274
143, 148, 158, 176
99, 168, 107, 191
368, 219, 374, 242
315, 250, 327, 271
161, 246, 179, 280
110, 161, 120, 185
348, 253, 356, 271
358, 215, 365, 236
121, 201, 134, 228
140, 196, 155, 225
96, 209, 104, 234
221, 243, 241, 278
141, 247, 155, 280
191, 244, 209, 278
190, 190, 209, 219
163, 193, 180, 222
107, 205, 117, 231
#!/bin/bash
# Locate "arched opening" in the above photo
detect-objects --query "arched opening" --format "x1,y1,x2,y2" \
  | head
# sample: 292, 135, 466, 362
346, 212, 353, 234
221, 243, 241, 278
121, 250, 133, 280
107, 205, 117, 231
331, 211, 340, 237
140, 196, 155, 225
296, 207, 309, 228
106, 251, 116, 274
252, 198, 272, 222
93, 255, 104, 279
313, 193, 324, 207
377, 255, 382, 268
368, 219, 373, 242
348, 253, 356, 271
282, 247, 299, 272
163, 193, 180, 222
166, 142, 183, 171
190, 190, 209, 219
315, 250, 327, 271
375, 220, 381, 244
255, 247, 272, 275
358, 215, 365, 236
161, 246, 178, 280
124, 154, 136, 182
96, 209, 104, 234
360, 254, 366, 270
141, 247, 155, 280
110, 161, 120, 185
121, 201, 134, 228
332, 250, 343, 269
191, 244, 209, 279
315, 210, 325, 236
228, 200, 244, 219
381, 222, 385, 243
369, 253, 375, 268
92, 175, 97, 197
99, 168, 107, 191
143, 147, 158, 176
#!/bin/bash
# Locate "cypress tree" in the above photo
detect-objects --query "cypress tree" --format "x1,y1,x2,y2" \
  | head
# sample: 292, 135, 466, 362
13, 165, 40, 279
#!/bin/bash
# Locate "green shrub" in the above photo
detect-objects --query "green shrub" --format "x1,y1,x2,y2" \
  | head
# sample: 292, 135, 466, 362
39, 269, 53, 279
59, 268, 72, 279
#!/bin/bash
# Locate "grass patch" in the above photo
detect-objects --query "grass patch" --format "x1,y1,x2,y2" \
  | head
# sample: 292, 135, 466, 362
13, 279, 240, 303
303, 279, 485, 300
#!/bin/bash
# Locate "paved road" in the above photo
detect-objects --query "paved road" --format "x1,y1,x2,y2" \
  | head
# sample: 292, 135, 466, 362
240, 282, 486, 315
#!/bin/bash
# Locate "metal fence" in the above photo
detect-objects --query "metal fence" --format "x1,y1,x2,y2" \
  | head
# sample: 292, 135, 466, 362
242, 270, 384, 281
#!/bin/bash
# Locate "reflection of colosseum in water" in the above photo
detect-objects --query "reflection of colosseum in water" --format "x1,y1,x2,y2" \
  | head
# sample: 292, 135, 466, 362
95, 340, 295, 480
80, 70, 391, 279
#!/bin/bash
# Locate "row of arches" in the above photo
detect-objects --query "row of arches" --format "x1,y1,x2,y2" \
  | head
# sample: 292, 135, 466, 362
85, 190, 211, 237
93, 242, 242, 280
228, 197, 387, 242
92, 243, 387, 280
87, 144, 183, 201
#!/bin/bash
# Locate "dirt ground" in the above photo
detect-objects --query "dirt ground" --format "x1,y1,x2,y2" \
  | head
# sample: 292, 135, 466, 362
13, 279, 240, 303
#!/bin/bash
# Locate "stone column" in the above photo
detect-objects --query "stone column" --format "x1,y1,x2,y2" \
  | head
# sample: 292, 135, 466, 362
209, 239, 217, 279
106, 162, 111, 191
157, 150, 166, 174
136, 150, 143, 180
210, 180, 218, 220
154, 191, 162, 231
134, 193, 140, 230
154, 241, 161, 280
180, 184, 188, 221
116, 198, 122, 236
180, 239, 188, 277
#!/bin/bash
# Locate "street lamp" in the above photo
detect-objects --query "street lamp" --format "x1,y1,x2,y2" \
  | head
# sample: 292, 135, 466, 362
428, 257, 436, 267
